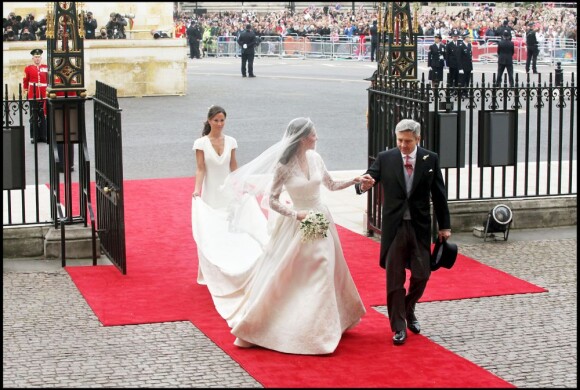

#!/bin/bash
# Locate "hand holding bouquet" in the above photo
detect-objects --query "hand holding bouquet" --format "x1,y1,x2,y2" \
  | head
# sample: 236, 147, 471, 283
299, 210, 330, 243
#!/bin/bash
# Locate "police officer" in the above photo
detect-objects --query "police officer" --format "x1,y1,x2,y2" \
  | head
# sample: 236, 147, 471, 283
237, 24, 257, 78
427, 33, 446, 88
445, 29, 460, 89
495, 30, 515, 87
369, 20, 378, 62
525, 22, 539, 74
23, 48, 48, 143
186, 21, 202, 59
457, 31, 473, 93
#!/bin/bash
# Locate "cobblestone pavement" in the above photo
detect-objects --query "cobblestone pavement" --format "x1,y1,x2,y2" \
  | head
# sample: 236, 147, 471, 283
3, 232, 576, 388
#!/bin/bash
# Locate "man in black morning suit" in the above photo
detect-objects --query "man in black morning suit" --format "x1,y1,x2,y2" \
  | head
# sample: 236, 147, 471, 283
356, 119, 451, 346
495, 30, 515, 87
427, 34, 446, 88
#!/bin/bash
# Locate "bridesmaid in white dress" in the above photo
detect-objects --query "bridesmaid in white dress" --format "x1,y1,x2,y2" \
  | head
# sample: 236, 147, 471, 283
192, 105, 238, 209
193, 117, 371, 355
192, 106, 238, 284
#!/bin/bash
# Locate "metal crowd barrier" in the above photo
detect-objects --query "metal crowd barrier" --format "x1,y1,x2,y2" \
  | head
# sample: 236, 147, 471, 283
213, 35, 373, 60
205, 34, 576, 64
417, 35, 576, 65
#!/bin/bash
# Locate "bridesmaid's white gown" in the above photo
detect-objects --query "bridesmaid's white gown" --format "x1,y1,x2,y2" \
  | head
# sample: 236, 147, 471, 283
192, 149, 365, 355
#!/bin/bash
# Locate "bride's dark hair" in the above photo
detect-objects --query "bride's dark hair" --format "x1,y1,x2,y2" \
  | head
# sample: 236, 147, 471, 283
279, 117, 313, 165
202, 105, 227, 136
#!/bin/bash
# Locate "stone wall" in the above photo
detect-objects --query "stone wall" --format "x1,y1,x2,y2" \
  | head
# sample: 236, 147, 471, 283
3, 39, 187, 97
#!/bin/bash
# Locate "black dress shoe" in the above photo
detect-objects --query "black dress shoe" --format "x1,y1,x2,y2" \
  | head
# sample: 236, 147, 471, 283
242, 74, 247, 77
249, 74, 256, 78
407, 319, 421, 334
392, 329, 407, 345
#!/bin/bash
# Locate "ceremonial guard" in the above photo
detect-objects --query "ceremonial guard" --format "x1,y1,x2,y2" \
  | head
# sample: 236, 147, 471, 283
23, 48, 48, 143
427, 33, 446, 88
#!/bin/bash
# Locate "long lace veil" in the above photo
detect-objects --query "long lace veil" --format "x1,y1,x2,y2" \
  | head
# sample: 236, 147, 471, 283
221, 117, 314, 243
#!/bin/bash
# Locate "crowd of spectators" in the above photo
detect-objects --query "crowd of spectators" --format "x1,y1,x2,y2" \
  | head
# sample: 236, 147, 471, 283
4, 3, 576, 46
171, 3, 575, 47
418, 4, 576, 45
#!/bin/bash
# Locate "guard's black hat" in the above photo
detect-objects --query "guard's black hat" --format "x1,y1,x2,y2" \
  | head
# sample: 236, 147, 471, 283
502, 30, 511, 38
30, 48, 43, 56
364, 70, 378, 81
434, 33, 442, 39
461, 31, 469, 37
450, 29, 459, 37
430, 239, 458, 271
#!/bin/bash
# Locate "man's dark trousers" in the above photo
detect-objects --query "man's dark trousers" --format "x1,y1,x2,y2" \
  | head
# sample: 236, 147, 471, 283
526, 48, 538, 73
241, 50, 255, 77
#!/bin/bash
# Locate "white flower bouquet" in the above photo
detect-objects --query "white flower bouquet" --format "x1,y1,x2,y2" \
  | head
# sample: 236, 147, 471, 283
299, 210, 330, 243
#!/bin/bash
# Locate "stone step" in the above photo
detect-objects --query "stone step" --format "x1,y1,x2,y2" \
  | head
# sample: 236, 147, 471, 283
3, 224, 101, 259
44, 225, 101, 259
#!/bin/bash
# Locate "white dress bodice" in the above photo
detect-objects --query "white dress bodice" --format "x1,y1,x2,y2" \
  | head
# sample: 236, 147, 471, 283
193, 135, 237, 209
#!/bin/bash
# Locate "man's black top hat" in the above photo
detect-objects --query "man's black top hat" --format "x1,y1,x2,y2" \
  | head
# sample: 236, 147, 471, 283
430, 239, 458, 271
30, 48, 43, 56
364, 70, 378, 81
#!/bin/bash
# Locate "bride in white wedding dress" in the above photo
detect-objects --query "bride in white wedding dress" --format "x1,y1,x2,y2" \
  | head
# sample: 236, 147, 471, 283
192, 117, 370, 355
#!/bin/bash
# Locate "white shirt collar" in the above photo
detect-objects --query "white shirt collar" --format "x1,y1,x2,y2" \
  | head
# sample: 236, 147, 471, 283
401, 147, 418, 160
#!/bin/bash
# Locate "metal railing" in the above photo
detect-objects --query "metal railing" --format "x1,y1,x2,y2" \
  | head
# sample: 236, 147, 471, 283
366, 71, 577, 235
417, 36, 577, 65
200, 34, 576, 64
3, 84, 52, 226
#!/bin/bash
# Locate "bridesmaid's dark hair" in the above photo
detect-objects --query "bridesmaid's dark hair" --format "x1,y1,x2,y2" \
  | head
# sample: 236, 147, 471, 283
202, 105, 227, 136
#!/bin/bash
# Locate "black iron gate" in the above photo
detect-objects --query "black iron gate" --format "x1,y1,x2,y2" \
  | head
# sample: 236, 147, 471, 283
93, 81, 126, 274
367, 72, 577, 236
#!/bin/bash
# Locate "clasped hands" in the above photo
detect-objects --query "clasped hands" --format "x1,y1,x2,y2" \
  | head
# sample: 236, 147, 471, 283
357, 174, 375, 192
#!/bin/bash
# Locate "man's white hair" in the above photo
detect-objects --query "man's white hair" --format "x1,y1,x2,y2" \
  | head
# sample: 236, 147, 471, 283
394, 119, 421, 137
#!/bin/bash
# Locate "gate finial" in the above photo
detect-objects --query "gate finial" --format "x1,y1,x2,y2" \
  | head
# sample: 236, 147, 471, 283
376, 2, 419, 85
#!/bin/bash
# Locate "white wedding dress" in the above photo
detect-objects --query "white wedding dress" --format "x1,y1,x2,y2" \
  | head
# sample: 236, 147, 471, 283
192, 149, 366, 355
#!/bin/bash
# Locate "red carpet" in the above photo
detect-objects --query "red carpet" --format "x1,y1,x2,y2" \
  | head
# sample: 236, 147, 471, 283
65, 177, 547, 387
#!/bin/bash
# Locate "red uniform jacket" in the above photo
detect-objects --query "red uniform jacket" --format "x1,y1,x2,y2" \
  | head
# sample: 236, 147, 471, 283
23, 63, 48, 100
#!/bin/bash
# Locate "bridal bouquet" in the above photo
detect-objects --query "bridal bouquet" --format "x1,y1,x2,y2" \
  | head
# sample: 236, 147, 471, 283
299, 210, 330, 243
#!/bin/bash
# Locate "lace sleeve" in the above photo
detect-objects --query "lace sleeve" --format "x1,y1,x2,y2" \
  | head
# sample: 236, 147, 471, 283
269, 163, 297, 219
314, 152, 357, 191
